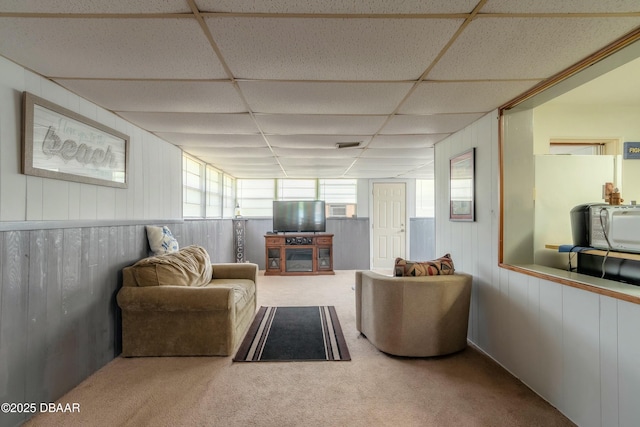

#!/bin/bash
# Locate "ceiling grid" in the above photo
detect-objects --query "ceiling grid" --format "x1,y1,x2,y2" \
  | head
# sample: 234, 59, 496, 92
0, 0, 638, 178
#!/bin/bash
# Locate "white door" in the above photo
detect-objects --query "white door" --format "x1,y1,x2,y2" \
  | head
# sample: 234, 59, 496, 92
372, 182, 406, 269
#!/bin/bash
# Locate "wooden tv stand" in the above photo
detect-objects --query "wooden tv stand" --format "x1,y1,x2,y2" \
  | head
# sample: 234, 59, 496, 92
264, 233, 334, 276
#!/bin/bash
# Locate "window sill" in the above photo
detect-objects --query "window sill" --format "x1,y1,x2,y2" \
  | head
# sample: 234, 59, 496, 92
500, 263, 640, 304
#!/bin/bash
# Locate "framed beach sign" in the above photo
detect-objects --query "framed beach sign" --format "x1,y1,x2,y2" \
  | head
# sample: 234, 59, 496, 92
449, 147, 475, 221
22, 92, 129, 188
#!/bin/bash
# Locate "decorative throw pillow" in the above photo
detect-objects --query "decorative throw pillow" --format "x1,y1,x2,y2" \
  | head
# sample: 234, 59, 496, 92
130, 245, 212, 287
145, 225, 179, 256
394, 254, 455, 277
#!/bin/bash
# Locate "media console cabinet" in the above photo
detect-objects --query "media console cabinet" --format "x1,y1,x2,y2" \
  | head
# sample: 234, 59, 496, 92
264, 233, 334, 276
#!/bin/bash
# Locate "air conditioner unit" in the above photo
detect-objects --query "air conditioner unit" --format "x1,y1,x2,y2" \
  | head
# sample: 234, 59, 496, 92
329, 204, 347, 217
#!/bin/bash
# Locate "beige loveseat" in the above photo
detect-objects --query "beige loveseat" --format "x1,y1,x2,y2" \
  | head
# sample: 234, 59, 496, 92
116, 245, 257, 357
356, 270, 472, 357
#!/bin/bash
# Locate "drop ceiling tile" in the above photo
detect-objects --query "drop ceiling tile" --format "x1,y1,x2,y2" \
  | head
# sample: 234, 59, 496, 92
381, 113, 484, 134
267, 135, 372, 149
239, 81, 412, 114
206, 17, 463, 80
429, 17, 640, 80
118, 112, 259, 133
482, 0, 640, 13
0, 0, 190, 13
198, 0, 478, 14
399, 81, 540, 114
255, 114, 387, 134
273, 148, 362, 160
207, 159, 281, 169
57, 80, 245, 113
0, 17, 227, 79
344, 169, 403, 179
355, 157, 430, 167
229, 170, 287, 179
217, 163, 285, 176
156, 133, 266, 147
182, 147, 274, 158
181, 149, 277, 165
282, 167, 351, 179
368, 134, 446, 148
360, 148, 433, 159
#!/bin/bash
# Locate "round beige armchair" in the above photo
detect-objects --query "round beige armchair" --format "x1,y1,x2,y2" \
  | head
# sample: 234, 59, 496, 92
355, 270, 472, 357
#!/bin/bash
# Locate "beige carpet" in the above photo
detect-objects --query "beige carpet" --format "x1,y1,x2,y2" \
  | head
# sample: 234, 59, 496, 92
25, 271, 575, 427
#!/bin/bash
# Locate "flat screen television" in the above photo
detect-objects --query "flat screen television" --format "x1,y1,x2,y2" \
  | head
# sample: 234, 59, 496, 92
272, 200, 326, 233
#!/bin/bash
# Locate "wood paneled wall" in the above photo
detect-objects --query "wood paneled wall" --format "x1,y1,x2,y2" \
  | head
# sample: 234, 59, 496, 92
410, 218, 435, 261
435, 111, 640, 427
0, 219, 232, 427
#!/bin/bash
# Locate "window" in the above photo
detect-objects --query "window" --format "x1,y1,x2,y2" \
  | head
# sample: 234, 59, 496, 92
416, 179, 435, 217
205, 165, 222, 218
234, 178, 359, 218
222, 174, 236, 218
236, 179, 274, 217
183, 154, 204, 218
277, 179, 316, 200
549, 142, 605, 155
183, 154, 235, 219
319, 179, 357, 218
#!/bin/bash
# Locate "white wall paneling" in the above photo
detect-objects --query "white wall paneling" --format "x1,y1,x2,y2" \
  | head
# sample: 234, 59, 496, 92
0, 219, 235, 425
618, 299, 640, 426
435, 111, 640, 426
0, 56, 182, 222
561, 286, 601, 426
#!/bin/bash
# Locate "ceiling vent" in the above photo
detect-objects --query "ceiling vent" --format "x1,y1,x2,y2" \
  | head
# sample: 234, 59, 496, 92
335, 141, 361, 149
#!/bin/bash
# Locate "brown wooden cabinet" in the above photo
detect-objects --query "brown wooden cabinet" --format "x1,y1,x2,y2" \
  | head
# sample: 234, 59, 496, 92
264, 233, 334, 275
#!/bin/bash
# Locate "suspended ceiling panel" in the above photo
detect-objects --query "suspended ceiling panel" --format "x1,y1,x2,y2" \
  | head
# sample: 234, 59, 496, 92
205, 17, 463, 80
360, 148, 434, 160
238, 81, 413, 115
483, 0, 640, 14
197, 0, 480, 14
399, 81, 540, 115
155, 133, 266, 148
0, 0, 191, 13
57, 80, 246, 113
267, 135, 373, 149
429, 17, 640, 80
278, 157, 357, 167
273, 149, 362, 161
0, 1, 638, 179
382, 113, 485, 134
368, 135, 446, 148
255, 114, 388, 135
118, 112, 260, 134
0, 18, 228, 79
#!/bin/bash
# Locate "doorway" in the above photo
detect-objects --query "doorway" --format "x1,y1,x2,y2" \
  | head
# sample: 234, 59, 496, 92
372, 182, 406, 270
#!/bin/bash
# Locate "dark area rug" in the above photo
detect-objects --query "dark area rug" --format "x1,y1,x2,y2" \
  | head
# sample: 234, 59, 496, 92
233, 306, 351, 362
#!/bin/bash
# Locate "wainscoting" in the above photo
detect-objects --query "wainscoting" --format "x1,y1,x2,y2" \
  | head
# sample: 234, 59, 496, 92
0, 216, 426, 426
0, 219, 232, 427
410, 218, 435, 261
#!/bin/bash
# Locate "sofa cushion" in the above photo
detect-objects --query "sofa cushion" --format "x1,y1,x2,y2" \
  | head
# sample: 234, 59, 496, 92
394, 254, 455, 277
146, 225, 179, 256
209, 279, 256, 311
130, 245, 212, 287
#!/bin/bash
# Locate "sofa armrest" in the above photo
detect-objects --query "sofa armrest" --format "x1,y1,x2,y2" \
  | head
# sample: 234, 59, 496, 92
117, 286, 235, 312
211, 263, 258, 282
